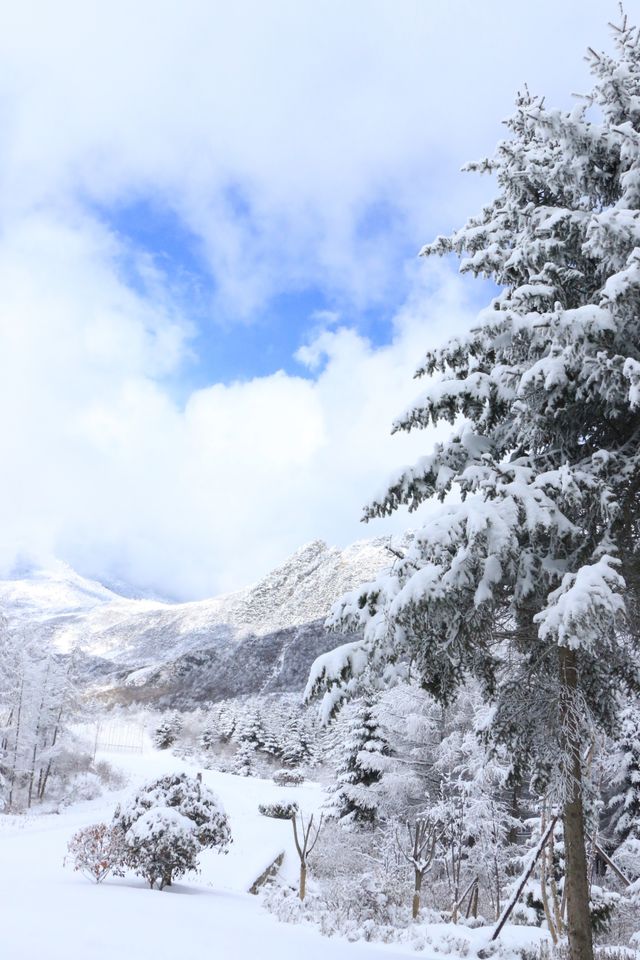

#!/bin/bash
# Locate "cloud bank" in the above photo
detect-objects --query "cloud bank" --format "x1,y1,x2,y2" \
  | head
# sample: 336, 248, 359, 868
0, 227, 471, 598
0, 1, 629, 597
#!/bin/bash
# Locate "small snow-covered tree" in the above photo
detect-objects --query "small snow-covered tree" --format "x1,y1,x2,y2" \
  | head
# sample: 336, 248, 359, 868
235, 707, 267, 753
152, 712, 182, 751
326, 696, 390, 826
126, 807, 200, 890
397, 816, 443, 919
113, 772, 231, 887
280, 712, 314, 768
292, 810, 323, 900
307, 16, 640, 960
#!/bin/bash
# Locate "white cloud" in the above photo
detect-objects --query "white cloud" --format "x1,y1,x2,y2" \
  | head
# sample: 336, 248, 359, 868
0, 1, 627, 313
0, 217, 474, 597
0, 1, 632, 596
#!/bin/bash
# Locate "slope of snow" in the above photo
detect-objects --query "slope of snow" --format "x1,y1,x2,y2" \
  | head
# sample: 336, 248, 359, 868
0, 745, 419, 960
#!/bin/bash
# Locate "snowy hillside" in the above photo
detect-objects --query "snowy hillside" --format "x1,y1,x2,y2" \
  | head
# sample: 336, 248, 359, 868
0, 539, 394, 707
0, 743, 410, 960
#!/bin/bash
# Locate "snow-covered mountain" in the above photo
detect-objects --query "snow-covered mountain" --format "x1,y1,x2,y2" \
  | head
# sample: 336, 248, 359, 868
0, 539, 394, 707
0, 559, 123, 618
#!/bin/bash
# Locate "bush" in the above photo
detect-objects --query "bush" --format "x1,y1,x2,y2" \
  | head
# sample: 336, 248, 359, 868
273, 769, 304, 786
125, 808, 200, 890
59, 771, 103, 806
259, 800, 299, 820
93, 759, 128, 791
66, 823, 126, 883
113, 772, 231, 889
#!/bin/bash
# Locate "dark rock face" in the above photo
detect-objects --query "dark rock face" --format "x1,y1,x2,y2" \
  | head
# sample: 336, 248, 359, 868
100, 619, 361, 709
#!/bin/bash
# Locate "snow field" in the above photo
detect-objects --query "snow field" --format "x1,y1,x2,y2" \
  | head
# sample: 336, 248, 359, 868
0, 744, 419, 960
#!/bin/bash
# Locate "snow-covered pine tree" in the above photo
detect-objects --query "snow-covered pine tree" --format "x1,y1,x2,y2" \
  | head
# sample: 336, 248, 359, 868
218, 701, 238, 743
280, 710, 313, 768
307, 16, 640, 960
153, 711, 182, 751
326, 696, 389, 826
235, 705, 267, 753
610, 705, 640, 843
231, 740, 254, 777
153, 719, 176, 751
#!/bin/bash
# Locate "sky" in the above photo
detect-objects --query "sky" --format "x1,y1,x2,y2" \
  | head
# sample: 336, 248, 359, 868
0, 0, 635, 600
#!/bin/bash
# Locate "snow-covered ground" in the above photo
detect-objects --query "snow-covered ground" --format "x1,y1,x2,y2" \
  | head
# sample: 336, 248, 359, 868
0, 744, 421, 960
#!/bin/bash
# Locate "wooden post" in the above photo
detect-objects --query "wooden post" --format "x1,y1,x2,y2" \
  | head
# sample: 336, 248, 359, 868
492, 815, 558, 941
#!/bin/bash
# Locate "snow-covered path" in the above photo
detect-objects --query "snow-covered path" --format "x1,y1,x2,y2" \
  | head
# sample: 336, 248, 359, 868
0, 746, 417, 960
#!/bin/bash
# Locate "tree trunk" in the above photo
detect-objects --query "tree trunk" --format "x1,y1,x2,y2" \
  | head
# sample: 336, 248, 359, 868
564, 757, 593, 960
470, 883, 479, 919
559, 647, 594, 960
299, 861, 306, 901
7, 677, 24, 812
38, 758, 52, 802
28, 659, 50, 809
412, 871, 423, 919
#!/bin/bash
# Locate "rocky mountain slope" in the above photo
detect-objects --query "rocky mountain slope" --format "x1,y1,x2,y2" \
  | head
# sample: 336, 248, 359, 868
0, 539, 394, 707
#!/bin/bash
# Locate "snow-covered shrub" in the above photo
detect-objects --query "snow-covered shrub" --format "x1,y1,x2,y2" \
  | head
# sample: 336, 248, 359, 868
60, 771, 103, 805
113, 772, 231, 889
273, 769, 304, 786
266, 819, 416, 936
66, 823, 126, 884
259, 800, 299, 820
125, 807, 201, 890
92, 759, 128, 791
114, 772, 231, 849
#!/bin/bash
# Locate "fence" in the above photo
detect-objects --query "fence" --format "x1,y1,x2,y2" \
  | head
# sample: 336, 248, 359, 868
94, 721, 145, 755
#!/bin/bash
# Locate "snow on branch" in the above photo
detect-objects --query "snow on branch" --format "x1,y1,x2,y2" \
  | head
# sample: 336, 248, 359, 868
303, 639, 370, 723
535, 555, 625, 650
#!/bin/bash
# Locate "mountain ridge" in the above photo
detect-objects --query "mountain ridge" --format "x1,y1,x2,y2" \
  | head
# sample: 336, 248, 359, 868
0, 537, 395, 707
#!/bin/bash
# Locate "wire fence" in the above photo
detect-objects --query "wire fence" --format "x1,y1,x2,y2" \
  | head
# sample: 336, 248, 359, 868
94, 721, 145, 755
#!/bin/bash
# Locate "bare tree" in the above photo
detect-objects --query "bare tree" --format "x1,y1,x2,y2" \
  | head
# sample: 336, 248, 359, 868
291, 811, 323, 901
397, 816, 443, 919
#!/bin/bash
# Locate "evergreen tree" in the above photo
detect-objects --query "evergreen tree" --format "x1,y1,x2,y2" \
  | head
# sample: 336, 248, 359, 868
218, 701, 238, 743
610, 705, 640, 843
231, 740, 254, 777
307, 16, 640, 960
326, 696, 389, 826
235, 706, 267, 753
280, 711, 313, 767
153, 712, 182, 751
